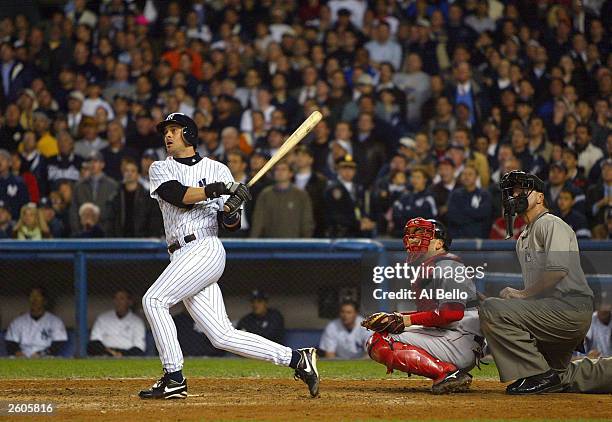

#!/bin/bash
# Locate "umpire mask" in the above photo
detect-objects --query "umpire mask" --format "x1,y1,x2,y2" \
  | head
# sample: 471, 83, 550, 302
499, 171, 545, 239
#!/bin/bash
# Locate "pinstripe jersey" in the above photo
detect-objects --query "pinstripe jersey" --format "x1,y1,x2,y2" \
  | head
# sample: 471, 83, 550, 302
149, 156, 234, 244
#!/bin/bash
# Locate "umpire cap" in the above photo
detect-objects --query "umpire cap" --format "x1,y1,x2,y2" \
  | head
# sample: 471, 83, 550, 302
156, 113, 198, 147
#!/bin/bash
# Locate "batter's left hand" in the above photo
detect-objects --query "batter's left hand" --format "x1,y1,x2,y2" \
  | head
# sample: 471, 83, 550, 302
500, 287, 527, 299
229, 183, 251, 202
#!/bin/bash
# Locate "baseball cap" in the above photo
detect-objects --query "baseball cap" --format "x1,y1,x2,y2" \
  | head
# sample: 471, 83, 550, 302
448, 142, 465, 152
69, 91, 85, 102
357, 74, 374, 86
294, 145, 313, 157
39, 197, 52, 208
550, 161, 568, 173
438, 156, 455, 167
416, 18, 431, 28
142, 149, 158, 160
250, 289, 269, 301
252, 148, 271, 160
399, 137, 416, 150
87, 151, 104, 162
336, 154, 357, 168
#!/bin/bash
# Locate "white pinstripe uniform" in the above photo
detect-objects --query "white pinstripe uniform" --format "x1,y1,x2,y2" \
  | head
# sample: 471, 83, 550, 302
143, 156, 293, 372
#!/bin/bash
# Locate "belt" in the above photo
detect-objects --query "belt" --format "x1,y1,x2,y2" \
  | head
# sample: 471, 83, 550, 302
168, 233, 197, 254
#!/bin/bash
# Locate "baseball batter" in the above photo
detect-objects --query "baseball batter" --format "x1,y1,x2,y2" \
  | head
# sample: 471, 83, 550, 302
138, 113, 319, 399
362, 218, 483, 394
479, 170, 612, 394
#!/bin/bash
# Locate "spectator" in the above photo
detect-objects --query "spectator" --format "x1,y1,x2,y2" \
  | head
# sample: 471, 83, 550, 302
587, 158, 612, 227
66, 91, 85, 137
12, 202, 50, 240
447, 165, 492, 239
293, 146, 328, 237
109, 158, 162, 238
585, 303, 611, 358
0, 42, 30, 107
324, 155, 373, 237
0, 199, 14, 238
38, 196, 64, 238
30, 111, 58, 158
0, 103, 25, 151
393, 53, 431, 128
88, 289, 146, 357
237, 290, 285, 344
452, 127, 490, 187
365, 21, 402, 71
353, 112, 387, 188
562, 147, 588, 191
74, 117, 108, 159
391, 168, 437, 237
429, 157, 458, 225
556, 187, 592, 239
18, 130, 48, 195
446, 62, 489, 125
0, 149, 29, 216
70, 152, 117, 234
576, 123, 604, 176
100, 120, 138, 181
4, 286, 67, 357
47, 130, 82, 188
250, 160, 314, 238
74, 202, 105, 238
319, 300, 370, 359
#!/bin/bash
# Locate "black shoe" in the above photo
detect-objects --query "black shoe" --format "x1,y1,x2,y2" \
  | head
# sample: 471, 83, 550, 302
139, 374, 188, 399
506, 370, 563, 395
293, 347, 320, 397
432, 369, 473, 394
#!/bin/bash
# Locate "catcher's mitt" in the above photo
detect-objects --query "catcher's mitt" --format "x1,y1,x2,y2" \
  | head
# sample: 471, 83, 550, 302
361, 312, 405, 333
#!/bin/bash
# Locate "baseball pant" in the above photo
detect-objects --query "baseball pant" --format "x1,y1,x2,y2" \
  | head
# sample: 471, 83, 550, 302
479, 295, 612, 392
391, 326, 480, 370
142, 236, 293, 372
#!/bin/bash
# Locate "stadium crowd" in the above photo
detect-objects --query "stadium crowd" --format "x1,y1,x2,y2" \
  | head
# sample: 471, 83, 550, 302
0, 0, 611, 241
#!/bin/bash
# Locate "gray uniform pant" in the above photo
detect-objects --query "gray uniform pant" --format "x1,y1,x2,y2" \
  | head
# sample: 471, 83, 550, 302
391, 326, 480, 371
480, 295, 612, 393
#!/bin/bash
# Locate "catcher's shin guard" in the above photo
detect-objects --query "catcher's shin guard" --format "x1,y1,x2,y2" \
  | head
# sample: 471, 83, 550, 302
366, 332, 457, 383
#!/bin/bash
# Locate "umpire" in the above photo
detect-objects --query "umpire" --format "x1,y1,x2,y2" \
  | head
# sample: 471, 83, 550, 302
480, 171, 612, 394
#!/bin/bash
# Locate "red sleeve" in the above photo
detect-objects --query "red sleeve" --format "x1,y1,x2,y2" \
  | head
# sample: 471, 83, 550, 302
407, 302, 465, 327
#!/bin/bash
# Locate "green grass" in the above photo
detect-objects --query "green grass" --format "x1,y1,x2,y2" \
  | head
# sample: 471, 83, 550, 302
0, 357, 500, 380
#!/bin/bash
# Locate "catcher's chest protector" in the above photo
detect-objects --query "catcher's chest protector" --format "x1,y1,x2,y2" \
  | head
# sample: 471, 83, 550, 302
410, 253, 463, 311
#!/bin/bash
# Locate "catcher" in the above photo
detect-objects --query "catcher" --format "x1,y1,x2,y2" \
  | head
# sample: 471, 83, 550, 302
363, 218, 483, 394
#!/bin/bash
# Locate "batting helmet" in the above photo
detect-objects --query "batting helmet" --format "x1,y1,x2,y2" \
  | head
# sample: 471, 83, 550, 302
403, 218, 451, 256
156, 113, 198, 147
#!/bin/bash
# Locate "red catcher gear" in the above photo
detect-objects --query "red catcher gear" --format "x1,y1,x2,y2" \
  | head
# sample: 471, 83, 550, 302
366, 332, 457, 384
403, 218, 451, 263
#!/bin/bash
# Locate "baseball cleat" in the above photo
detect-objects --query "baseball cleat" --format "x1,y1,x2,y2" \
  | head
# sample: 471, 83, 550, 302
293, 347, 320, 397
506, 370, 563, 395
139, 374, 188, 399
431, 369, 473, 394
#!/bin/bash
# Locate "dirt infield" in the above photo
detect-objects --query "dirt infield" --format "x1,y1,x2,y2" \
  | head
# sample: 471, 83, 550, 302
1, 378, 611, 421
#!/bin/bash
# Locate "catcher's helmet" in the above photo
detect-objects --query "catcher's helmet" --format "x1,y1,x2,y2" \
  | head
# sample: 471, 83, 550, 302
156, 113, 198, 147
403, 218, 451, 257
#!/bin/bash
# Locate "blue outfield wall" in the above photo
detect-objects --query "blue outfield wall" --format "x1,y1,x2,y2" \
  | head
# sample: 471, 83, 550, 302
0, 239, 611, 357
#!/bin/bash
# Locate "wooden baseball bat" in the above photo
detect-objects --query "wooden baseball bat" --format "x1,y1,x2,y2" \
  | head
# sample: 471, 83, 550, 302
247, 110, 322, 188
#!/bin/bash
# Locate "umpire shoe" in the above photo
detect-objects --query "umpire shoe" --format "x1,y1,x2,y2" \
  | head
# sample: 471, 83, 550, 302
506, 370, 563, 395
432, 369, 473, 394
294, 348, 320, 397
139, 374, 188, 399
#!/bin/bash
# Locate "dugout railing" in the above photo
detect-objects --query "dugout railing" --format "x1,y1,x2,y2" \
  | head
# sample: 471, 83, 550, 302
1, 239, 611, 358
